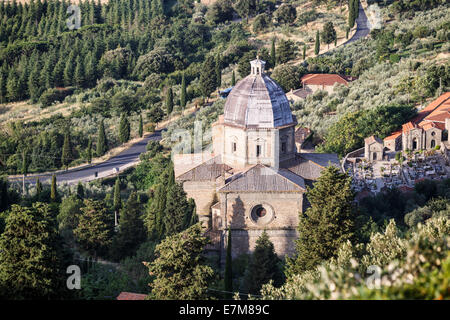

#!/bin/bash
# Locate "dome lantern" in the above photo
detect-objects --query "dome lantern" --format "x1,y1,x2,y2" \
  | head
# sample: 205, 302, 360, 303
250, 56, 265, 76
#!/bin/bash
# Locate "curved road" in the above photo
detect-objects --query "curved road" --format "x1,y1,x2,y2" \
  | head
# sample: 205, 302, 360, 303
7, 5, 371, 188
9, 129, 165, 186
345, 2, 371, 45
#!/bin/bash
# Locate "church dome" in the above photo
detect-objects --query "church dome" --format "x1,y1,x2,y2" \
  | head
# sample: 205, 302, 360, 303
223, 58, 294, 129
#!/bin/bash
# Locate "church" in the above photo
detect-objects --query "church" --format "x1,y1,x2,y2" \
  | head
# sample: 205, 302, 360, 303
174, 58, 340, 259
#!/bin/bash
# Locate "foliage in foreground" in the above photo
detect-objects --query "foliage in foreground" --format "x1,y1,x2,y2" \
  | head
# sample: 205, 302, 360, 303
144, 223, 214, 300
260, 216, 450, 300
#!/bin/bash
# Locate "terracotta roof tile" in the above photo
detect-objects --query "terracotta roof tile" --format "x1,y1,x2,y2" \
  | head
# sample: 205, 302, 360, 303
116, 292, 147, 300
364, 135, 383, 144
384, 130, 402, 141
300, 74, 354, 86
401, 92, 450, 133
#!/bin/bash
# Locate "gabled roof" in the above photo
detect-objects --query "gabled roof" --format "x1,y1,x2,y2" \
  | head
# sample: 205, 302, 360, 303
176, 156, 232, 181
282, 153, 340, 181
290, 87, 313, 99
384, 130, 402, 141
402, 92, 450, 133
300, 74, 354, 86
218, 164, 306, 193
364, 135, 383, 145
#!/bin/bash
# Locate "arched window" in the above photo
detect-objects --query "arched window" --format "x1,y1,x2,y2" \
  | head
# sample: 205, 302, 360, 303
431, 139, 436, 148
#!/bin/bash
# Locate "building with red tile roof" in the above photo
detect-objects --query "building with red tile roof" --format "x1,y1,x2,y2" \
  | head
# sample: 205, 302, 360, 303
380, 92, 450, 152
400, 92, 450, 151
300, 74, 356, 96
116, 292, 147, 300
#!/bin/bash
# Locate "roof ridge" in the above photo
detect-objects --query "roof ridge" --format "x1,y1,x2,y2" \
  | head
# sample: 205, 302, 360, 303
219, 164, 305, 192
275, 167, 306, 190
175, 154, 222, 179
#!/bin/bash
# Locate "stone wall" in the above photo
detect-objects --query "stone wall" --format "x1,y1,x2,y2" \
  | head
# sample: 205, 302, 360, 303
304, 84, 335, 94
425, 128, 442, 149
218, 191, 302, 258
384, 135, 402, 152
182, 179, 222, 219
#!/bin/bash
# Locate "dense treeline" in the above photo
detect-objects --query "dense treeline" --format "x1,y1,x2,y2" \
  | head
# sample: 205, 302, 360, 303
0, 140, 200, 298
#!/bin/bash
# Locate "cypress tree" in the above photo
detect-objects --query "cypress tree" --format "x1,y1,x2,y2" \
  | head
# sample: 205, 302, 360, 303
271, 37, 276, 67
353, 0, 359, 21
74, 199, 113, 259
119, 113, 130, 144
21, 151, 28, 176
61, 131, 72, 170
164, 182, 192, 236
145, 183, 166, 240
315, 30, 320, 55
303, 44, 306, 60
113, 177, 121, 213
167, 162, 175, 187
215, 54, 222, 89
243, 231, 282, 295
53, 58, 65, 87
28, 62, 43, 103
76, 182, 84, 200
180, 73, 186, 109
0, 72, 5, 104
346, 26, 350, 39
50, 174, 57, 202
286, 166, 356, 277
87, 136, 92, 164
348, 0, 358, 29
84, 52, 97, 87
231, 70, 236, 86
6, 69, 20, 102
144, 224, 214, 300
74, 55, 85, 88
224, 227, 233, 298
199, 56, 217, 99
63, 53, 75, 87
35, 178, 42, 198
183, 198, 197, 229
96, 119, 107, 156
110, 192, 146, 261
165, 87, 173, 115
139, 114, 143, 137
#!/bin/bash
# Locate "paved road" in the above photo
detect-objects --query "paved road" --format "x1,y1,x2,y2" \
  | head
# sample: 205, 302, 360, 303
9, 129, 165, 186
345, 2, 371, 45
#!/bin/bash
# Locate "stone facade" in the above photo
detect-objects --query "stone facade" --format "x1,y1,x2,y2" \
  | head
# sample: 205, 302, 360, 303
402, 127, 442, 151
175, 59, 340, 260
364, 136, 384, 161
360, 93, 450, 160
